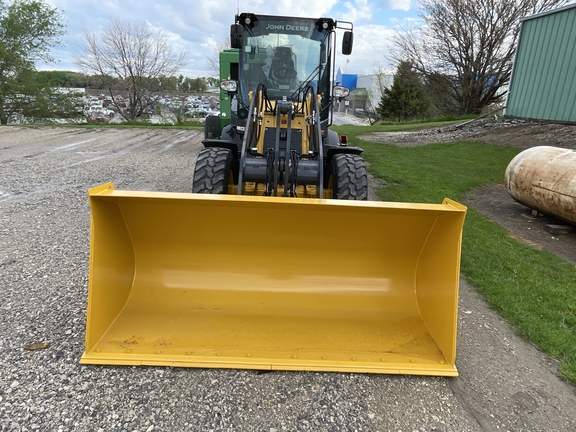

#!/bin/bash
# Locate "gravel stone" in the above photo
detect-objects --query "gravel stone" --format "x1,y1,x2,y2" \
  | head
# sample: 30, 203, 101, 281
359, 117, 576, 150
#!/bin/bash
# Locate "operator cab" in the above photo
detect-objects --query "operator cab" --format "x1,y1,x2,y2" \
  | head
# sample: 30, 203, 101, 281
228, 13, 353, 125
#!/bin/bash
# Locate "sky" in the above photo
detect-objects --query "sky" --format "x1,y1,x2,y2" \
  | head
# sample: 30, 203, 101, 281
42, 0, 421, 78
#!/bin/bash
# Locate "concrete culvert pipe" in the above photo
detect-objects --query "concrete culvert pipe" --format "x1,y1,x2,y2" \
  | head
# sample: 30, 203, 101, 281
505, 146, 576, 226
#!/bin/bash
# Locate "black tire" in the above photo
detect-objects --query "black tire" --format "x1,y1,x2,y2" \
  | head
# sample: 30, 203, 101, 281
192, 148, 233, 194
328, 154, 368, 200
204, 115, 221, 139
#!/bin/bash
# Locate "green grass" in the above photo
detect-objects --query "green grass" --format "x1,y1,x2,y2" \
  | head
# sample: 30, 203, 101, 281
334, 122, 576, 386
463, 210, 576, 384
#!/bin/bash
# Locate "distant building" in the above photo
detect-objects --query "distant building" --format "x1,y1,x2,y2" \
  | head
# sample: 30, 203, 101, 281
334, 69, 394, 113
335, 69, 358, 91
505, 4, 576, 122
357, 74, 394, 112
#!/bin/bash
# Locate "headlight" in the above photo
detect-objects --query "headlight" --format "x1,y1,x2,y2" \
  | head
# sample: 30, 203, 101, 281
220, 80, 238, 92
333, 85, 350, 98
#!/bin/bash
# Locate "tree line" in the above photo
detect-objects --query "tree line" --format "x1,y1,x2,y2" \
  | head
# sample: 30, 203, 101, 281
35, 70, 216, 94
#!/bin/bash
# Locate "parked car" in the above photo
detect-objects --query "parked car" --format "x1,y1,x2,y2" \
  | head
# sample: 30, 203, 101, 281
185, 107, 209, 117
86, 111, 110, 123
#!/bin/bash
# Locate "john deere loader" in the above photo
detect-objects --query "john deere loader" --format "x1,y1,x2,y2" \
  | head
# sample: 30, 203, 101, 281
81, 13, 467, 376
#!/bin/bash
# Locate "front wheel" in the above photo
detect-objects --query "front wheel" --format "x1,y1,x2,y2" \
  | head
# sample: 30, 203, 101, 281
192, 148, 234, 194
328, 154, 368, 200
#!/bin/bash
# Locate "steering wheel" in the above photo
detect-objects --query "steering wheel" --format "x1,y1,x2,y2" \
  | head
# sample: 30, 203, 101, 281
272, 67, 298, 81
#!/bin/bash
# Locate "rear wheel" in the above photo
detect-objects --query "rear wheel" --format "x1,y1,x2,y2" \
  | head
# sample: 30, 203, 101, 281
192, 148, 234, 194
328, 154, 368, 200
204, 115, 221, 139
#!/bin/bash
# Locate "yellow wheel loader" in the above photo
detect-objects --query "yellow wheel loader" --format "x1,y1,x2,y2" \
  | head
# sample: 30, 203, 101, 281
82, 13, 467, 376
194, 13, 367, 199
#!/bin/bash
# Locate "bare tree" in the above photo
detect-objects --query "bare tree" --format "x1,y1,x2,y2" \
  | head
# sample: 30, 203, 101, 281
76, 18, 187, 120
392, 0, 567, 115
368, 62, 393, 107
206, 35, 231, 78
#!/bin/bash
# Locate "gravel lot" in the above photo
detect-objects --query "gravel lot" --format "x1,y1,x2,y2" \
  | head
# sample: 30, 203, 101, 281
1, 126, 576, 432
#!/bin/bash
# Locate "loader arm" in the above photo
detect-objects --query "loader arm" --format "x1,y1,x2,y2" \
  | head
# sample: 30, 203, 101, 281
236, 84, 324, 197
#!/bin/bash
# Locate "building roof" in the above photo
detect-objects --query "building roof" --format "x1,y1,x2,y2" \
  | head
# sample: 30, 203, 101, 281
520, 2, 576, 22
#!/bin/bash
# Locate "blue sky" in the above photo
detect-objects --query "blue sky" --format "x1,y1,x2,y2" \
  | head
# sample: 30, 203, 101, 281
42, 0, 420, 78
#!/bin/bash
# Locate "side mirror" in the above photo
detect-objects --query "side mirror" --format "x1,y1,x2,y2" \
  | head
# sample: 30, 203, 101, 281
230, 24, 243, 49
342, 31, 353, 55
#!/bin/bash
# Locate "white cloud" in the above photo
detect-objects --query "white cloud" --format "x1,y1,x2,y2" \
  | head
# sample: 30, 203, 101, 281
337, 24, 396, 75
41, 0, 414, 76
385, 0, 413, 12
341, 0, 374, 23
267, 0, 339, 17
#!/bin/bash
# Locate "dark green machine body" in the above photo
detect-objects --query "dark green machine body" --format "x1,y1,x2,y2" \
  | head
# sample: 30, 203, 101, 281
218, 49, 239, 131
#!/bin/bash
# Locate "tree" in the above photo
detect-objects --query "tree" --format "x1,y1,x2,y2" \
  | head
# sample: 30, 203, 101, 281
191, 77, 208, 93
20, 82, 85, 120
377, 61, 430, 121
366, 62, 394, 123
0, 0, 65, 124
423, 72, 460, 117
206, 35, 230, 77
76, 18, 187, 121
393, 0, 567, 115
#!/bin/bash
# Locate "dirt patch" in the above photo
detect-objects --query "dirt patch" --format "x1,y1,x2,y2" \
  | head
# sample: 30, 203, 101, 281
467, 184, 576, 265
361, 118, 576, 266
360, 117, 576, 150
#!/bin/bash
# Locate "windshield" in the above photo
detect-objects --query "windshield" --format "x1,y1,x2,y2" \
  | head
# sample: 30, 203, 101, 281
239, 15, 331, 102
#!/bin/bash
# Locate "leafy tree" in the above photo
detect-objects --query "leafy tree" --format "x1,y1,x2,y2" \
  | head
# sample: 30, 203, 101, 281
36, 70, 91, 88
21, 86, 84, 120
393, 0, 567, 115
157, 76, 179, 93
377, 61, 430, 121
179, 76, 207, 93
423, 72, 460, 117
193, 77, 208, 93
0, 70, 84, 122
76, 18, 187, 121
0, 0, 65, 124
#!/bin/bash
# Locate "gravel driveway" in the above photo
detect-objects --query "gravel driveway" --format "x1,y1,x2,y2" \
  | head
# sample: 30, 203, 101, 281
1, 126, 575, 431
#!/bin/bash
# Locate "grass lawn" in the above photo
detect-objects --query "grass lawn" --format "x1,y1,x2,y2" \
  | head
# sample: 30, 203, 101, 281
334, 122, 576, 386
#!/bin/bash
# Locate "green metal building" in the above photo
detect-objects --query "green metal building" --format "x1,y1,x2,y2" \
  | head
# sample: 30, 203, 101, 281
506, 4, 576, 122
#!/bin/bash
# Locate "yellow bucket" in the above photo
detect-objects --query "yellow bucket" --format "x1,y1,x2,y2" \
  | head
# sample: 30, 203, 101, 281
81, 183, 466, 376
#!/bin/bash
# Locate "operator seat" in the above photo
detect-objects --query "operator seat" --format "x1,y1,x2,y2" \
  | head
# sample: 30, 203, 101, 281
268, 46, 298, 94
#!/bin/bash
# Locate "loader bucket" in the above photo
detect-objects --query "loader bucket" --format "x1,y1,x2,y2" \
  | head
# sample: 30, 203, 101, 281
81, 183, 467, 376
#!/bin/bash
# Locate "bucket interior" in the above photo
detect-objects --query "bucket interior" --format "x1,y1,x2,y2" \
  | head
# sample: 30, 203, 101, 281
82, 185, 466, 375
